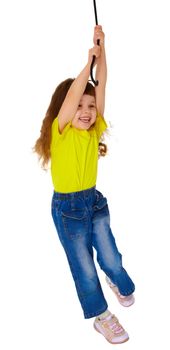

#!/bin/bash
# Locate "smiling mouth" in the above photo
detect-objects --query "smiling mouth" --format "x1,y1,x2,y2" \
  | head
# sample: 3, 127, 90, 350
79, 117, 91, 123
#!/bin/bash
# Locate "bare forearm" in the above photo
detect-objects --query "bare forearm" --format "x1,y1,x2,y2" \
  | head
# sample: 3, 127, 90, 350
95, 44, 107, 88
62, 45, 100, 114
95, 44, 107, 115
58, 62, 91, 127
67, 62, 91, 102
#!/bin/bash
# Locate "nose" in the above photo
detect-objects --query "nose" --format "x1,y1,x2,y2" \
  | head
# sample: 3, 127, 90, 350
83, 107, 90, 114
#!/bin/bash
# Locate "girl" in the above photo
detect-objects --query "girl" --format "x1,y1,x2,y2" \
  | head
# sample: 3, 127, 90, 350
34, 26, 135, 345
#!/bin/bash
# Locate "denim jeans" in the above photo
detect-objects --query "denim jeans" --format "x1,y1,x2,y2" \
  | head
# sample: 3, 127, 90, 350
51, 186, 135, 319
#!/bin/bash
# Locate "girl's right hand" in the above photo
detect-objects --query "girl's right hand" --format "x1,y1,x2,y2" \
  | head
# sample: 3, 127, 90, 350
88, 45, 101, 66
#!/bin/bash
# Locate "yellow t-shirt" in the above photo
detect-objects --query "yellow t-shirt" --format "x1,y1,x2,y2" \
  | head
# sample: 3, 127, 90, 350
50, 113, 107, 193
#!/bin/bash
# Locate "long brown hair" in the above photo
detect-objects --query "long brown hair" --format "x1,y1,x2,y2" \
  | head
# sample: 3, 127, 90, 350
34, 78, 107, 168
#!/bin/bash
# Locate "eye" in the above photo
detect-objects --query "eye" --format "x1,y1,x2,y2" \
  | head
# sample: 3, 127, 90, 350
78, 104, 82, 108
89, 104, 96, 108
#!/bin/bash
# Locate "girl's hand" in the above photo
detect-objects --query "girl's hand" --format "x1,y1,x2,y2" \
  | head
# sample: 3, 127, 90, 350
88, 45, 101, 65
93, 25, 105, 45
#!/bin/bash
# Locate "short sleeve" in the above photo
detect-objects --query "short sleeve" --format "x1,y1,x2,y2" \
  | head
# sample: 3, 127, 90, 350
94, 112, 108, 140
51, 117, 71, 141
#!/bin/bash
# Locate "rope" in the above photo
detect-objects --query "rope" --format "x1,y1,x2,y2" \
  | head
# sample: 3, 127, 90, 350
93, 0, 98, 25
90, 0, 100, 86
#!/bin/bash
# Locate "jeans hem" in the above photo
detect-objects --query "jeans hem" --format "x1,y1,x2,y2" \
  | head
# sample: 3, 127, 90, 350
84, 304, 108, 319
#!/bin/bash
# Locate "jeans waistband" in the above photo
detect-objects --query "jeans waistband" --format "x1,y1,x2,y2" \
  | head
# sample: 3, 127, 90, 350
53, 186, 96, 200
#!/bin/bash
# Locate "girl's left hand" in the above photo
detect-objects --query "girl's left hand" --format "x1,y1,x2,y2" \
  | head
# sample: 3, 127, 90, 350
88, 45, 101, 66
93, 25, 105, 45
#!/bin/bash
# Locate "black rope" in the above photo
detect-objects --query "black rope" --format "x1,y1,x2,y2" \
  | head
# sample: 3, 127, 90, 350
93, 0, 98, 25
90, 0, 100, 86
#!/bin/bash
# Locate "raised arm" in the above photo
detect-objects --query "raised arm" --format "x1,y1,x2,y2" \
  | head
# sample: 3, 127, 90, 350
58, 45, 101, 133
94, 26, 107, 116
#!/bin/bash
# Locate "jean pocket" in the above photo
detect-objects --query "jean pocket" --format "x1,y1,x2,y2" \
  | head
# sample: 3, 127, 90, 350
93, 195, 110, 219
61, 209, 88, 240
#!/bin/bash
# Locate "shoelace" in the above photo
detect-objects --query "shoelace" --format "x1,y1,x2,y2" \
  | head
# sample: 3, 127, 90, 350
103, 315, 124, 335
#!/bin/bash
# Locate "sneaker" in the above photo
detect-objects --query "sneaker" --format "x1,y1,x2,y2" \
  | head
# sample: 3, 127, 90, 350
106, 276, 135, 307
94, 313, 129, 344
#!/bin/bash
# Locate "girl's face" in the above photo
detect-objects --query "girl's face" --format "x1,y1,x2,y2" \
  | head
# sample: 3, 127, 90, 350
72, 94, 97, 130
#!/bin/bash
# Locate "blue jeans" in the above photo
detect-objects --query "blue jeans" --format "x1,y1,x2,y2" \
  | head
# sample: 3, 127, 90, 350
51, 186, 135, 319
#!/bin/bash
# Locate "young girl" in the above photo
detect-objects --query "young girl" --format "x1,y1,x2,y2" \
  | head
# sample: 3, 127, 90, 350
34, 26, 135, 345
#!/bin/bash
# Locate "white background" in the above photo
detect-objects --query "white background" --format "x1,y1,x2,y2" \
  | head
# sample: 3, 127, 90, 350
0, 0, 170, 349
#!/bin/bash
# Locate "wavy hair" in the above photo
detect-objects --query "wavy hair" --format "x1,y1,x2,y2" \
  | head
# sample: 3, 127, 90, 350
34, 78, 107, 169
